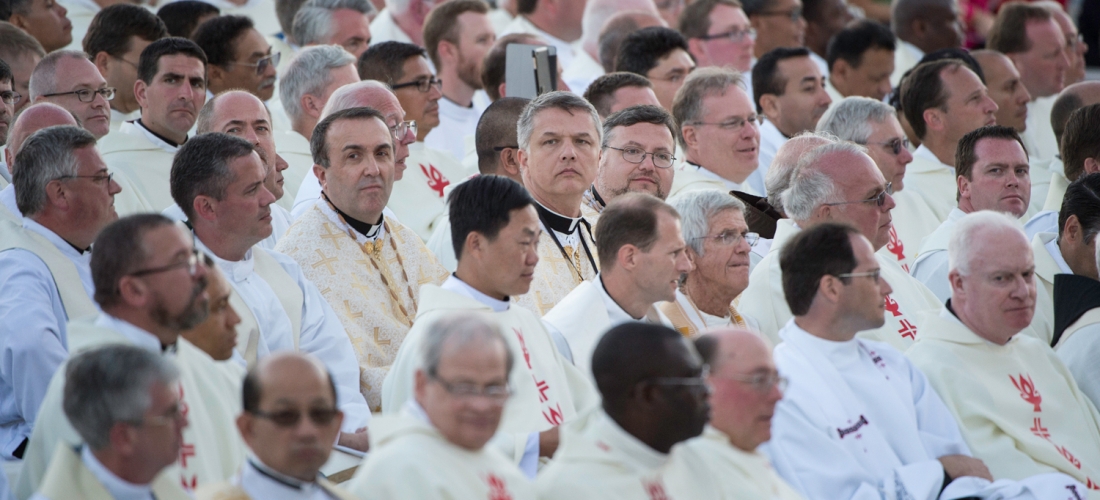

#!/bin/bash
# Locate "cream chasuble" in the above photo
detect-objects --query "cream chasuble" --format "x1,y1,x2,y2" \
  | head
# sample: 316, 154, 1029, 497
661, 426, 803, 500
346, 405, 535, 500
33, 445, 191, 500
536, 410, 673, 500
97, 122, 175, 213
739, 219, 941, 350
514, 203, 600, 316
382, 285, 598, 463
386, 142, 473, 242
658, 289, 757, 339
890, 188, 942, 271
275, 201, 449, 411
902, 146, 956, 222
908, 309, 1100, 495
14, 316, 246, 500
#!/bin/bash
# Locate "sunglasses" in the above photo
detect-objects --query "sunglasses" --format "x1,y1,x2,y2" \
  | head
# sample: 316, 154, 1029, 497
251, 407, 339, 427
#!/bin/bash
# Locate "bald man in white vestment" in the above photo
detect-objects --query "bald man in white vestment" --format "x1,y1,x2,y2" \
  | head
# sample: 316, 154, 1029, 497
908, 212, 1100, 495
169, 133, 372, 450
15, 215, 246, 500
349, 313, 534, 499
0, 126, 110, 463
739, 142, 941, 350
383, 175, 597, 475
29, 345, 191, 500
195, 353, 358, 500
538, 322, 710, 500
763, 222, 1086, 500
543, 193, 689, 376
660, 330, 802, 499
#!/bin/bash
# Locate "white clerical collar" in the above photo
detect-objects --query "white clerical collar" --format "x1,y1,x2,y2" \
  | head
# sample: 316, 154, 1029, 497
684, 161, 755, 195
596, 411, 668, 469
1044, 237, 1073, 274
120, 120, 181, 154
80, 446, 154, 500
23, 217, 88, 258
597, 274, 641, 322
441, 274, 510, 312
96, 314, 168, 354
786, 320, 862, 365
913, 144, 955, 175
194, 236, 256, 283
243, 457, 325, 497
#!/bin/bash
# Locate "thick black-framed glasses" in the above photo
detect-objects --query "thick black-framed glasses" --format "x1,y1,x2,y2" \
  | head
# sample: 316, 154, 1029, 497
823, 182, 893, 208
605, 145, 676, 169
252, 407, 340, 427
41, 87, 116, 103
392, 77, 443, 93
129, 248, 201, 277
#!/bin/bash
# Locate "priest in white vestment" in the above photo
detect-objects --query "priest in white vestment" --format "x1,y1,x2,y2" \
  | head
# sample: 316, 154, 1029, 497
763, 222, 1085, 500
661, 330, 803, 499
740, 142, 941, 349
544, 194, 688, 375
662, 190, 761, 336
1054, 245, 1100, 409
383, 175, 598, 474
275, 108, 448, 414
15, 215, 246, 500
1027, 98, 1100, 238
908, 211, 1100, 496
195, 353, 358, 500
349, 313, 534, 499
0, 125, 112, 463
537, 322, 710, 499
670, 68, 763, 198
30, 345, 192, 500
98, 38, 209, 214
168, 134, 371, 451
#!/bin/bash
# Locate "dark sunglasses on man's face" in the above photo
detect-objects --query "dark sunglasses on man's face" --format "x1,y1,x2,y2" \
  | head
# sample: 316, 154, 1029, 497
251, 407, 339, 427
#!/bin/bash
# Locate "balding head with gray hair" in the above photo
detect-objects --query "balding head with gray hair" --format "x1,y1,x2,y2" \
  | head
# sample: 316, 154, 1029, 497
765, 132, 836, 211
278, 45, 357, 123
27, 50, 89, 101
13, 125, 97, 216
291, 0, 375, 47
670, 189, 746, 256
781, 142, 869, 222
322, 80, 394, 116
420, 312, 514, 379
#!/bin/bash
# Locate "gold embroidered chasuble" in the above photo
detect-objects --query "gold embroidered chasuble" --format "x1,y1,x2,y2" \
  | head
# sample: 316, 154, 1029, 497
275, 202, 448, 411
514, 203, 601, 315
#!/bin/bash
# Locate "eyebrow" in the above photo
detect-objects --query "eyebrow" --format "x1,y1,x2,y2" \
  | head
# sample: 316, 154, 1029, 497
799, 76, 819, 85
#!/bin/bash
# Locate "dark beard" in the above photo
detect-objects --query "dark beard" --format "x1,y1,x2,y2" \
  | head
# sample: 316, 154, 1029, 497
153, 278, 209, 331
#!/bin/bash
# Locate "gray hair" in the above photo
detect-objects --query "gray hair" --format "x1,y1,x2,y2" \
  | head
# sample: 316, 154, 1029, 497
278, 45, 357, 122
421, 311, 514, 378
517, 91, 603, 152
28, 50, 89, 101
815, 96, 897, 144
322, 80, 391, 116
13, 126, 97, 216
765, 132, 837, 211
669, 189, 746, 256
63, 344, 180, 450
781, 142, 869, 221
948, 210, 1026, 275
671, 67, 746, 148
291, 0, 374, 47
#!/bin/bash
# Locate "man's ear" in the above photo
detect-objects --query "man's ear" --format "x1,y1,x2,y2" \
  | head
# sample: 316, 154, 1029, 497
947, 268, 965, 296
686, 38, 707, 65
301, 93, 324, 120
193, 194, 219, 223
438, 40, 459, 67
923, 107, 946, 134
831, 60, 850, 90
498, 83, 507, 99
516, 147, 530, 175
92, 51, 112, 77
681, 124, 698, 150
134, 79, 149, 110
818, 274, 843, 304
759, 94, 780, 121
313, 164, 328, 191
499, 148, 521, 178
464, 230, 483, 258
44, 179, 68, 211
617, 244, 639, 271
956, 174, 970, 203
206, 65, 226, 89
236, 413, 253, 444
1083, 157, 1100, 175
1063, 214, 1083, 243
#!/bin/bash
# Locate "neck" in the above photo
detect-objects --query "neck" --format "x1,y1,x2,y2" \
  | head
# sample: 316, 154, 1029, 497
956, 200, 975, 214
111, 96, 139, 115
531, 189, 582, 218
607, 408, 673, 454
683, 278, 735, 318
601, 272, 650, 319
292, 118, 316, 142
454, 266, 508, 301
31, 214, 93, 250
102, 306, 180, 347
949, 299, 1012, 345
582, 40, 598, 61
139, 115, 187, 145
441, 71, 475, 107
793, 312, 858, 342
922, 136, 957, 167
91, 448, 158, 486
326, 193, 383, 235
684, 152, 752, 184
195, 226, 255, 262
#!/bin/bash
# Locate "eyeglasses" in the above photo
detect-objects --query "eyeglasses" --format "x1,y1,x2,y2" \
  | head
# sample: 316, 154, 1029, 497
698, 27, 757, 44
605, 145, 676, 169
41, 87, 116, 103
0, 91, 21, 105
390, 120, 416, 141
689, 114, 761, 133
227, 52, 281, 75
392, 77, 443, 93
112, 55, 140, 70
712, 371, 788, 393
692, 230, 759, 247
251, 407, 341, 428
756, 6, 802, 21
56, 172, 114, 187
835, 268, 882, 284
129, 248, 202, 277
431, 375, 511, 401
822, 182, 893, 208
860, 137, 910, 156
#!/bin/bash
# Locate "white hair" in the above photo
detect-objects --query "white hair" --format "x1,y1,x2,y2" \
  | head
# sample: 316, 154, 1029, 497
278, 45, 357, 122
781, 142, 867, 221
321, 80, 392, 117
668, 189, 746, 256
292, 0, 374, 47
764, 132, 836, 210
948, 210, 1027, 275
815, 96, 896, 144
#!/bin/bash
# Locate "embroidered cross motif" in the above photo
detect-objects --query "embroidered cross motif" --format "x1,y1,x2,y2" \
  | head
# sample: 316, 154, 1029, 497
341, 300, 363, 320
514, 328, 533, 369
886, 226, 906, 268
884, 295, 903, 317
312, 249, 339, 275
898, 319, 917, 340
373, 327, 390, 346
420, 163, 450, 198
1030, 417, 1051, 439
319, 222, 345, 249
1056, 444, 1083, 469
1010, 374, 1043, 412
535, 377, 550, 402
542, 403, 565, 425
178, 442, 196, 468
486, 474, 513, 500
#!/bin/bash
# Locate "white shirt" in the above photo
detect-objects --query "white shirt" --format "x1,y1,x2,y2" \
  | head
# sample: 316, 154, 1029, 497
1026, 211, 1060, 241
754, 119, 788, 195
424, 97, 481, 163
79, 447, 154, 500
678, 161, 760, 195
108, 109, 140, 134
909, 207, 968, 302
1044, 236, 1072, 274
193, 238, 371, 432
0, 185, 20, 222
238, 458, 334, 500
562, 49, 605, 96
121, 120, 180, 154
162, 203, 292, 251
500, 15, 575, 73
890, 40, 924, 87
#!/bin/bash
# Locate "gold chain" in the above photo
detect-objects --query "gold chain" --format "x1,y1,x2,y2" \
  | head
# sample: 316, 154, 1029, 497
328, 203, 416, 327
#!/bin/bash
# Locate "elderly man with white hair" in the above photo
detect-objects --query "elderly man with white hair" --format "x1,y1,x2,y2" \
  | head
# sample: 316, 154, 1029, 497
660, 189, 760, 337
739, 142, 941, 349
908, 210, 1100, 493
816, 97, 917, 271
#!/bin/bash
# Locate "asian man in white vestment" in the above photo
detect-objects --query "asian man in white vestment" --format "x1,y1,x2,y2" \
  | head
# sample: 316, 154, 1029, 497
661, 190, 760, 337
0, 101, 80, 222
0, 125, 113, 464
545, 193, 690, 375
15, 214, 246, 499
30, 345, 190, 500
661, 329, 802, 499
583, 105, 677, 214
512, 91, 604, 315
349, 313, 534, 499
739, 142, 942, 349
383, 175, 598, 475
276, 107, 448, 414
764, 222, 1085, 500
816, 97, 916, 271
169, 133, 372, 449
195, 352, 358, 500
895, 59, 999, 255
908, 211, 1100, 494
98, 38, 210, 214
538, 322, 710, 500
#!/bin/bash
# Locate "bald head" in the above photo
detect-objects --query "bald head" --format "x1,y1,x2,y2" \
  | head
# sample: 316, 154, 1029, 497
196, 90, 270, 135
475, 97, 529, 177
322, 80, 398, 117
1051, 81, 1100, 146
248, 351, 334, 396
765, 133, 836, 211
5, 102, 80, 169
695, 328, 782, 451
